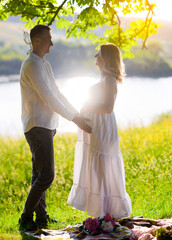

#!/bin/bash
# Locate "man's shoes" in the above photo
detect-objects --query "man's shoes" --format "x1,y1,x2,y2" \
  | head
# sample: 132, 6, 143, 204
18, 217, 38, 231
35, 216, 58, 229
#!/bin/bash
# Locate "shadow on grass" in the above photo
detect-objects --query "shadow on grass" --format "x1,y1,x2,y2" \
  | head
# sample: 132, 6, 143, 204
19, 230, 36, 240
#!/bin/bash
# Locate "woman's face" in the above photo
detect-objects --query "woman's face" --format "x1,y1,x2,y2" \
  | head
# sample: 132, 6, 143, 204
95, 49, 104, 70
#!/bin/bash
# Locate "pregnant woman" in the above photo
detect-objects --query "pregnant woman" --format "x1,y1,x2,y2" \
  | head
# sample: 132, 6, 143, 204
67, 43, 132, 218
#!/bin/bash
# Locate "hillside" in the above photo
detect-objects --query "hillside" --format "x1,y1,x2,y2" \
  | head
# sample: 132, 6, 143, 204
0, 17, 172, 78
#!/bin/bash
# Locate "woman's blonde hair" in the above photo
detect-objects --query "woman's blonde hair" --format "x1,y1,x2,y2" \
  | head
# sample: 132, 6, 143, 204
100, 43, 125, 83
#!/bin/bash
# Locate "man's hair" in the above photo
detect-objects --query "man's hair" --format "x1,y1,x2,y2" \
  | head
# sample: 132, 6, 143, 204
30, 25, 51, 42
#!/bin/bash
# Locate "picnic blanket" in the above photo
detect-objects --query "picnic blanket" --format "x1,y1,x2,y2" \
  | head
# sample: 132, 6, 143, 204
69, 226, 132, 239
131, 218, 172, 240
22, 218, 172, 240
23, 226, 131, 239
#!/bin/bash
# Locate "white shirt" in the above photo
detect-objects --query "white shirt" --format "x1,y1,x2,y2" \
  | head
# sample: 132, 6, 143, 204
20, 52, 77, 133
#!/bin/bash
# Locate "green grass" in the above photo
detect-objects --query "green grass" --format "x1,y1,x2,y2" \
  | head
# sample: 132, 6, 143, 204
0, 113, 171, 239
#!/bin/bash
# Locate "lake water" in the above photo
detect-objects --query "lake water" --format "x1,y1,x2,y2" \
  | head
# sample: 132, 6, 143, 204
0, 75, 172, 136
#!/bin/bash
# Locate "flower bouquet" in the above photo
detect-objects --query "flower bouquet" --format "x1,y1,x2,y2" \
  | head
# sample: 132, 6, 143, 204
79, 213, 119, 235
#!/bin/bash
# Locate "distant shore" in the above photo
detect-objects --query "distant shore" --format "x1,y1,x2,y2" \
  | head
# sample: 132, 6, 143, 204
1, 71, 172, 85
0, 74, 20, 84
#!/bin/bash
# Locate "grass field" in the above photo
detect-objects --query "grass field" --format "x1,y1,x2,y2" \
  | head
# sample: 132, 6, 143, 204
0, 113, 171, 239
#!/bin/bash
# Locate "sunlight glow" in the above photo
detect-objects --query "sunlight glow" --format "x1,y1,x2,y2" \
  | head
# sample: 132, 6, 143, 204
131, 0, 172, 21
153, 0, 172, 21
59, 77, 98, 111
74, 0, 172, 22
58, 77, 98, 133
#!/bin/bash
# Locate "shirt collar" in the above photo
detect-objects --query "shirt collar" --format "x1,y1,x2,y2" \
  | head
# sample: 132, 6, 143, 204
30, 52, 45, 62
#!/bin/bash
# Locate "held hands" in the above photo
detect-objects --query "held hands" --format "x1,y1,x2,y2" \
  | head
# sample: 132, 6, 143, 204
72, 116, 92, 134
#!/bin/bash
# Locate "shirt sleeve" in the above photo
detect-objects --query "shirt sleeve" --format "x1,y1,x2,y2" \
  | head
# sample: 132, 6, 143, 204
25, 61, 75, 121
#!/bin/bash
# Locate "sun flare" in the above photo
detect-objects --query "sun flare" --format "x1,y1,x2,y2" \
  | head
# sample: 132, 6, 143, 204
137, 0, 172, 21
59, 77, 98, 112
57, 77, 98, 132
154, 0, 172, 21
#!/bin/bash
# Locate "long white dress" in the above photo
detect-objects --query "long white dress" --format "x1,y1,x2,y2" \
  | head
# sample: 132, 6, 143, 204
67, 77, 132, 218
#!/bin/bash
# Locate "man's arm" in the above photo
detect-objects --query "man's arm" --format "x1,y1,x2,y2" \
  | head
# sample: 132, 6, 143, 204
26, 62, 75, 121
26, 62, 92, 133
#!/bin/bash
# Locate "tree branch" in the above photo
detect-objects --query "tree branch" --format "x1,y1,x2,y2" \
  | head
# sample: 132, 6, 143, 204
128, 0, 155, 49
105, 0, 155, 49
141, 0, 155, 48
115, 12, 121, 46
48, 0, 68, 26
7, 8, 41, 18
142, 11, 153, 49
106, 2, 122, 46
129, 9, 151, 40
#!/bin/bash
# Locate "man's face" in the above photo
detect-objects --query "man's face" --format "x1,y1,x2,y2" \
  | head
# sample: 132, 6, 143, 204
38, 30, 53, 56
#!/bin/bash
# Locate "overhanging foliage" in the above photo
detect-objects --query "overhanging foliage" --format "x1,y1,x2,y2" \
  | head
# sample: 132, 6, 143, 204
0, 0, 161, 58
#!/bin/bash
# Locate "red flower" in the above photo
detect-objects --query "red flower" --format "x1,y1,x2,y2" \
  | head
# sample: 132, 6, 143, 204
104, 213, 112, 222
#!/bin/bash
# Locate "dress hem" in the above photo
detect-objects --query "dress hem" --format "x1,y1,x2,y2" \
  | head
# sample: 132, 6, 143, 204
67, 184, 132, 218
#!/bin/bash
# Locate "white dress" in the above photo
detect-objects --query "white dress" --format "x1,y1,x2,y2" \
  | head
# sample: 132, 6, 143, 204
67, 77, 132, 218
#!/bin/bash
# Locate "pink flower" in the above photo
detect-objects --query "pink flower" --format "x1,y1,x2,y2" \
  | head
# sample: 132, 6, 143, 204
85, 217, 100, 234
104, 213, 112, 222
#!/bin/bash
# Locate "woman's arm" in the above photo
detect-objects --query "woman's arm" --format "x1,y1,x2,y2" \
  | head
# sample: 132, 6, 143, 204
81, 76, 117, 114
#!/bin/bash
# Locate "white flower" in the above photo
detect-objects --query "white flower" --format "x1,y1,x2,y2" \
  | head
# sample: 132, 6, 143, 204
100, 221, 114, 233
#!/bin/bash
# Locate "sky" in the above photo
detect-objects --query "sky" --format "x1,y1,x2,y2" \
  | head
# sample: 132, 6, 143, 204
135, 0, 172, 22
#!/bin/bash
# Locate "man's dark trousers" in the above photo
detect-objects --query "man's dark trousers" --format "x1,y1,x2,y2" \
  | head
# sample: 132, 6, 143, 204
21, 127, 56, 220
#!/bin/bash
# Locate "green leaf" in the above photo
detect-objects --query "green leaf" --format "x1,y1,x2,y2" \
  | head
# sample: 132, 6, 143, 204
24, 19, 36, 29
0, 11, 9, 21
56, 18, 71, 30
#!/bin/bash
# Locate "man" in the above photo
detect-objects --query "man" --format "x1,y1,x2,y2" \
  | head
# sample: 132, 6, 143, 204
19, 25, 92, 231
